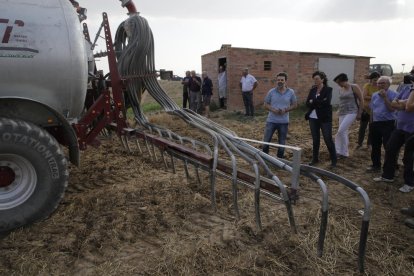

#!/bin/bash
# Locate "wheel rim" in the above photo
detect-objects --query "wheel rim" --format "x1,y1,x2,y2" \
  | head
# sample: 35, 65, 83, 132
0, 154, 37, 210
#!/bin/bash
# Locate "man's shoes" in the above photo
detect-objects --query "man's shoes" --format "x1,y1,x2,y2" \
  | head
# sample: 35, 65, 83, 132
373, 176, 394, 183
308, 160, 319, 166
399, 184, 414, 193
366, 166, 381, 172
401, 206, 414, 216
404, 217, 414, 229
329, 162, 336, 169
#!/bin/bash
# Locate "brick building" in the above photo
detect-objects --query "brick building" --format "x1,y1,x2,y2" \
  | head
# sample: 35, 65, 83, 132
201, 45, 372, 111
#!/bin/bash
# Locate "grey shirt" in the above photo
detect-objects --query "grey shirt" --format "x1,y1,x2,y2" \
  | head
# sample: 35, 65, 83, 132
338, 85, 358, 116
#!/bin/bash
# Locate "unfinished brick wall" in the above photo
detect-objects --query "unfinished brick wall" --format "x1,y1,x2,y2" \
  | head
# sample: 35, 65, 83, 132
202, 47, 370, 111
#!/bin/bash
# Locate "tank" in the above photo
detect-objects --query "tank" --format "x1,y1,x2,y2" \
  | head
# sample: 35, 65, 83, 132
0, 0, 88, 119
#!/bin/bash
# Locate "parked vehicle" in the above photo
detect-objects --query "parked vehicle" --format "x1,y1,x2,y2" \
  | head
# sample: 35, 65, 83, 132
369, 64, 393, 77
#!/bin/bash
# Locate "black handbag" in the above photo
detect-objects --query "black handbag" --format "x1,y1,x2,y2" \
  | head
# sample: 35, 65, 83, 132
304, 110, 311, 120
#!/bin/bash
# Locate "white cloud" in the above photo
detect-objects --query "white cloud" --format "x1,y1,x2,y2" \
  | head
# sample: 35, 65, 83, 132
82, 0, 414, 76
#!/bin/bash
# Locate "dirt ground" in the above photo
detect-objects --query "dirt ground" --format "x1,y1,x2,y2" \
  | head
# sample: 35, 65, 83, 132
1, 100, 414, 275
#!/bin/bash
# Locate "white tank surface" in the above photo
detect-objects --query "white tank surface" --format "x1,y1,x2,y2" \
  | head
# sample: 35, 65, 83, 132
0, 0, 88, 119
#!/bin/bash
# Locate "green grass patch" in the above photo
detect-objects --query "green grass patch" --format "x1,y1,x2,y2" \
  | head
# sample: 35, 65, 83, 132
223, 104, 308, 122
142, 102, 162, 113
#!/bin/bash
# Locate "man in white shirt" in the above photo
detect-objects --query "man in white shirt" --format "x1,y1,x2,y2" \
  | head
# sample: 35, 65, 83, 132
240, 68, 258, 116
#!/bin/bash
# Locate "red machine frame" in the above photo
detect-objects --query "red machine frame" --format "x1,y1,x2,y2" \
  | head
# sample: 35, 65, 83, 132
72, 12, 128, 150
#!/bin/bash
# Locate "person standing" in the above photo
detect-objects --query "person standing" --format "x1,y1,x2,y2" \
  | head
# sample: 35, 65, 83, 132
333, 73, 364, 159
188, 70, 202, 113
263, 72, 298, 158
399, 90, 414, 228
366, 76, 398, 172
373, 79, 414, 193
201, 72, 213, 117
181, 71, 191, 108
357, 71, 380, 148
240, 68, 258, 116
218, 66, 227, 109
397, 74, 414, 93
304, 71, 337, 167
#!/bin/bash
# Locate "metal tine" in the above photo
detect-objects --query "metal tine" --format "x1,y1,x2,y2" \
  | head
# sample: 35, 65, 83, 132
254, 152, 297, 233
160, 148, 168, 170
209, 166, 216, 211
253, 163, 262, 231
191, 139, 202, 185
177, 137, 190, 180
316, 177, 328, 257
123, 135, 133, 153
169, 153, 176, 174
230, 155, 240, 219
149, 126, 161, 161
166, 129, 173, 140
302, 171, 329, 257
214, 134, 239, 218
146, 126, 156, 160
143, 136, 153, 160
208, 136, 219, 212
119, 135, 128, 151
183, 159, 190, 180
151, 141, 158, 161
271, 175, 297, 233
195, 164, 202, 186
135, 139, 142, 154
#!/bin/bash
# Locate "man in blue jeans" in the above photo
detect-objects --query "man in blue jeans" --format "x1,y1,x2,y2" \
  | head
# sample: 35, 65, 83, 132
262, 72, 298, 158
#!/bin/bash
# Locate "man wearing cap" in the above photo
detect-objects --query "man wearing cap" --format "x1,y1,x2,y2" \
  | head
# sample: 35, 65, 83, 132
357, 71, 380, 148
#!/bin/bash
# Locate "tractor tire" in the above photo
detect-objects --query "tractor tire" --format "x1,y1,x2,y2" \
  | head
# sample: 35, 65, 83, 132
0, 118, 68, 233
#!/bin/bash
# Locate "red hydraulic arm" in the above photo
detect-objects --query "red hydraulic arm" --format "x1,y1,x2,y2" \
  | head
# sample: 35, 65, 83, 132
73, 12, 128, 150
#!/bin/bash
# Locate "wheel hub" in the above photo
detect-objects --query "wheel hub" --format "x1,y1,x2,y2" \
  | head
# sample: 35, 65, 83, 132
0, 166, 16, 187
0, 154, 37, 210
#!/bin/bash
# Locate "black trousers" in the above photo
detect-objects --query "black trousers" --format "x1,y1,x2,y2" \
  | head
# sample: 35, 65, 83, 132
183, 89, 189, 109
309, 118, 337, 164
382, 129, 414, 186
242, 91, 254, 116
369, 120, 395, 168
219, 97, 226, 109
358, 114, 371, 146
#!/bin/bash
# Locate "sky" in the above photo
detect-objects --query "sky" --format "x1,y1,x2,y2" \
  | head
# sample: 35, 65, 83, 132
84, 0, 414, 77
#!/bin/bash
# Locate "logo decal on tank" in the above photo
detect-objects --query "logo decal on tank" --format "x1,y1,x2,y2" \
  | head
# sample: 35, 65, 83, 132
0, 18, 38, 58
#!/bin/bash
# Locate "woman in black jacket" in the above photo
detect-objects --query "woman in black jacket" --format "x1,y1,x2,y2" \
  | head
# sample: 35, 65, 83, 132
305, 71, 337, 167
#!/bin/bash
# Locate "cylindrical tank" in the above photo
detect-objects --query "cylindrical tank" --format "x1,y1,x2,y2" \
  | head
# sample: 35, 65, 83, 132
0, 0, 88, 119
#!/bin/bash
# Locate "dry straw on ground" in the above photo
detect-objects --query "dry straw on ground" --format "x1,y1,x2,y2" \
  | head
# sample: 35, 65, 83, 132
0, 80, 413, 275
